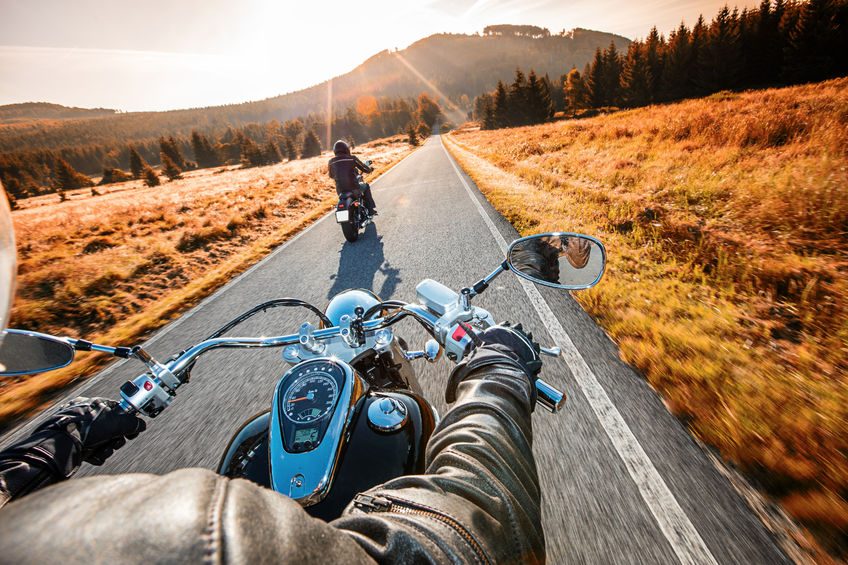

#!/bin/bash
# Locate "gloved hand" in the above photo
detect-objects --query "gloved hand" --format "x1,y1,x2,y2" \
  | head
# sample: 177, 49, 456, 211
37, 397, 147, 466
445, 323, 543, 408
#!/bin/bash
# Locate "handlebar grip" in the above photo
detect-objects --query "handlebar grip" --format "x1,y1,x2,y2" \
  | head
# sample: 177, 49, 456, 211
535, 379, 565, 413
118, 399, 137, 414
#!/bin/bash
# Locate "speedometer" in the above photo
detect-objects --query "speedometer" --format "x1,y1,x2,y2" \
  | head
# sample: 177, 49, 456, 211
283, 372, 338, 424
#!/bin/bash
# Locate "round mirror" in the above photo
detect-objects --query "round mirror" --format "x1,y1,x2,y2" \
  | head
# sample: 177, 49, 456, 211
507, 233, 606, 289
0, 329, 75, 375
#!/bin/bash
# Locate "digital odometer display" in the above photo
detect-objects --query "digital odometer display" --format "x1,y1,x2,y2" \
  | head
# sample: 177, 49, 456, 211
283, 373, 338, 424
294, 427, 320, 443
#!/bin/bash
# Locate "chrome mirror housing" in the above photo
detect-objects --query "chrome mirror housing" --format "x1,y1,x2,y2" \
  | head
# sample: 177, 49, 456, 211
0, 329, 75, 375
507, 233, 606, 289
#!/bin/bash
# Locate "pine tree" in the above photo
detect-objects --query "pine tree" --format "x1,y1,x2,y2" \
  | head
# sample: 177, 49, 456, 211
240, 138, 265, 168
621, 42, 651, 107
99, 167, 131, 185
783, 0, 841, 83
602, 41, 623, 107
169, 136, 189, 169
128, 145, 147, 179
406, 123, 419, 146
661, 22, 694, 101
699, 6, 743, 92
525, 70, 548, 124
264, 139, 283, 164
689, 16, 709, 97
492, 80, 510, 128
563, 68, 589, 117
482, 97, 496, 130
52, 157, 93, 192
284, 137, 297, 161
473, 92, 493, 123
301, 129, 322, 158
586, 47, 607, 108
143, 167, 160, 187
508, 68, 528, 126
416, 122, 431, 139
643, 27, 664, 102
538, 74, 553, 121
190, 131, 220, 169
161, 153, 183, 180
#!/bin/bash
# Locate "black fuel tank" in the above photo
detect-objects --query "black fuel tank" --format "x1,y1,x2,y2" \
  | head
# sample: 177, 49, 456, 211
217, 391, 436, 521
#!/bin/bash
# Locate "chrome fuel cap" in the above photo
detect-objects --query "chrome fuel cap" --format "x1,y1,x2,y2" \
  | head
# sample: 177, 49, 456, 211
368, 396, 408, 432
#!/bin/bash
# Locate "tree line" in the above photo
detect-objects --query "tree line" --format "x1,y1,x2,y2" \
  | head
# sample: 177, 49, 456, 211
473, 0, 848, 128
1, 94, 442, 205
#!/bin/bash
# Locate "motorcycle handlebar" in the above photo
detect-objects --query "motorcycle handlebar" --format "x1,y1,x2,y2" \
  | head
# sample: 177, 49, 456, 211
118, 304, 564, 416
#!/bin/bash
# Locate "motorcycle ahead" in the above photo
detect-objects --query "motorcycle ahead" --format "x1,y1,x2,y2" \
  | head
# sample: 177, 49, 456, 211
0, 232, 606, 521
335, 161, 374, 243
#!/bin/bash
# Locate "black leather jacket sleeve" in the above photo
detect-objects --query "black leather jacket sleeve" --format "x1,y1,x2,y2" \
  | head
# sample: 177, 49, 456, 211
353, 155, 373, 174
334, 363, 544, 564
0, 427, 83, 507
0, 362, 544, 564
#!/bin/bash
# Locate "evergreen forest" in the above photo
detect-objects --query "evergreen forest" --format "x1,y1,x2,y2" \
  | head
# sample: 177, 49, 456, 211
473, 0, 848, 129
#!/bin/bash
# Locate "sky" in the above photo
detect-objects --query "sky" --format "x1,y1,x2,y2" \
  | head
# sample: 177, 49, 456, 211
0, 0, 762, 112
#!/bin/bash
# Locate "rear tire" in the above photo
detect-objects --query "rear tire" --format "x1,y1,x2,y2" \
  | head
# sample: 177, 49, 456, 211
341, 221, 359, 242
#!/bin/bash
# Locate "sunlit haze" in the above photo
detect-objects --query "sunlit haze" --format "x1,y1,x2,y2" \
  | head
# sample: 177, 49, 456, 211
1, 0, 760, 112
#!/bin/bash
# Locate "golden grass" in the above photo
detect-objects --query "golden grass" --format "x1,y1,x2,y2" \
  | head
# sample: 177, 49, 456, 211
3, 135, 415, 427
445, 78, 848, 560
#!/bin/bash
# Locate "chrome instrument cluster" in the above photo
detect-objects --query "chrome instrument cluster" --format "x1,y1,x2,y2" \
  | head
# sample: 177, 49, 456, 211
276, 360, 345, 453
269, 358, 366, 506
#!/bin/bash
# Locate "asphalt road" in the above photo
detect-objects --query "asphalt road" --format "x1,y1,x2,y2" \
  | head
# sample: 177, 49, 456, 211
3, 134, 792, 564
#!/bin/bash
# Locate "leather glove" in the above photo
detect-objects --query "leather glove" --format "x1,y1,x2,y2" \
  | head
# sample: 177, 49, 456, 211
445, 323, 543, 408
37, 397, 147, 466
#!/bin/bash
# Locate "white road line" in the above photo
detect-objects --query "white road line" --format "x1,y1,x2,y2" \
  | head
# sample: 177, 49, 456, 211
441, 138, 719, 565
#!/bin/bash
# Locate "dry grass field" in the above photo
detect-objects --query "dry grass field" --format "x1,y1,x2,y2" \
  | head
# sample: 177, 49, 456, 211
445, 78, 848, 559
3, 135, 415, 428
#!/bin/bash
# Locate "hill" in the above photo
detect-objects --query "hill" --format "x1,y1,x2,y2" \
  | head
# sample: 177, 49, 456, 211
0, 28, 629, 154
0, 103, 117, 126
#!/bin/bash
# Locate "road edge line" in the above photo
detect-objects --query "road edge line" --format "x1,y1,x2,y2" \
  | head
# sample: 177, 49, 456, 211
440, 135, 719, 565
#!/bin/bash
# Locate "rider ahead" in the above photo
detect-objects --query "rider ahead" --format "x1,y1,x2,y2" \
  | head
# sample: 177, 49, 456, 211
0, 184, 545, 563
328, 140, 377, 216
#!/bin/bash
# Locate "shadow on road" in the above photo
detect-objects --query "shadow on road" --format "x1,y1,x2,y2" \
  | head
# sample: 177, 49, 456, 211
328, 223, 401, 300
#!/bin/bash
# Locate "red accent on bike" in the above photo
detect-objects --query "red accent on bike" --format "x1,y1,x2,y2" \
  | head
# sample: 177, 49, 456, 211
143, 381, 153, 391
451, 326, 467, 341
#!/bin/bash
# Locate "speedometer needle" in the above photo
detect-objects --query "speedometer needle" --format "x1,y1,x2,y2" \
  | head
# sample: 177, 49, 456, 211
289, 396, 309, 402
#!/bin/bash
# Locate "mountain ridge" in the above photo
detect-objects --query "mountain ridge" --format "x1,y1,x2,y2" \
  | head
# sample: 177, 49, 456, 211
0, 27, 629, 135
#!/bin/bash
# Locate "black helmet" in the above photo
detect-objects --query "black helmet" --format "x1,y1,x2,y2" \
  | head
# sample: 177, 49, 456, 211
333, 140, 350, 155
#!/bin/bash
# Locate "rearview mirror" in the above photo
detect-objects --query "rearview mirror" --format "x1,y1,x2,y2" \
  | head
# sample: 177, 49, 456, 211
0, 329, 75, 375
507, 233, 605, 289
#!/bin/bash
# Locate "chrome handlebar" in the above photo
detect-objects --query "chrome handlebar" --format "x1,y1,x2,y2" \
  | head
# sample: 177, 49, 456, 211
117, 303, 564, 416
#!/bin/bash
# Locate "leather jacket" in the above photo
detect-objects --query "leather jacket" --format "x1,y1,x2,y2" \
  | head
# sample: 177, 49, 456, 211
0, 363, 544, 564
328, 154, 372, 195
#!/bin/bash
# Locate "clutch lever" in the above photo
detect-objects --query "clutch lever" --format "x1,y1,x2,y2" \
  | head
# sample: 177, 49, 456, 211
540, 346, 561, 357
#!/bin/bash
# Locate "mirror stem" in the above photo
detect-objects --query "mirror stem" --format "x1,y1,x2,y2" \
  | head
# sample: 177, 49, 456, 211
68, 338, 133, 358
470, 260, 509, 297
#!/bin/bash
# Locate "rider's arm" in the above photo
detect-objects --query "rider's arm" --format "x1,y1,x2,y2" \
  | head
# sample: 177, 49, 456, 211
334, 351, 544, 563
0, 397, 145, 508
353, 156, 373, 174
0, 428, 80, 507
